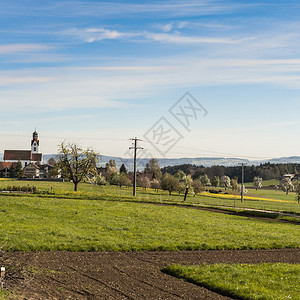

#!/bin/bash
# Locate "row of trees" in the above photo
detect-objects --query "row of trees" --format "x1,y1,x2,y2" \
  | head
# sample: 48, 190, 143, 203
162, 163, 300, 182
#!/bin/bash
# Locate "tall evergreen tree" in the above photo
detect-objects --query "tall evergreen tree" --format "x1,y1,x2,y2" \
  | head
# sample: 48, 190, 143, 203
119, 163, 127, 174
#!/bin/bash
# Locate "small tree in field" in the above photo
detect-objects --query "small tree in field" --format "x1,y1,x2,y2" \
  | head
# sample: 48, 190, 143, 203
238, 185, 248, 195
57, 142, 98, 191
192, 179, 204, 196
211, 176, 219, 187
117, 172, 131, 188
220, 176, 231, 190
253, 176, 263, 191
280, 177, 294, 195
137, 176, 151, 190
106, 160, 119, 184
150, 179, 160, 192
231, 179, 238, 193
183, 174, 193, 201
199, 174, 211, 186
174, 170, 186, 181
161, 173, 180, 195
294, 180, 300, 204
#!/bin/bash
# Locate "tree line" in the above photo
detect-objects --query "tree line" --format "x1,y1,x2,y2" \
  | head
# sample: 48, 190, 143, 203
161, 162, 300, 183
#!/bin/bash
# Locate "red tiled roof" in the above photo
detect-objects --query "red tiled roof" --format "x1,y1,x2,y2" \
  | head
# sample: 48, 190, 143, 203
31, 153, 42, 162
4, 150, 31, 161
0, 162, 13, 170
3, 150, 42, 162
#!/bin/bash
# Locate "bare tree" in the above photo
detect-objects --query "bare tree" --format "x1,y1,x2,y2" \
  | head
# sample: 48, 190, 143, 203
57, 142, 98, 191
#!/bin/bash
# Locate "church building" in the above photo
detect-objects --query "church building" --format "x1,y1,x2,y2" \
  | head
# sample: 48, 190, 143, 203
3, 130, 42, 168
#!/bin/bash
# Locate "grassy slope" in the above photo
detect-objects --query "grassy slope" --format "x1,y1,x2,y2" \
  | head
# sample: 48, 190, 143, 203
163, 263, 300, 300
0, 193, 299, 251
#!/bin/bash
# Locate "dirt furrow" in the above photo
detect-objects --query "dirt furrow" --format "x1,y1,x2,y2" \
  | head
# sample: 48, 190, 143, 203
2, 249, 299, 299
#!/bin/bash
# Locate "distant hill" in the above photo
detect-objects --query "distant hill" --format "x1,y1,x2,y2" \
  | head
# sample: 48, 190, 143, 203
2, 153, 300, 171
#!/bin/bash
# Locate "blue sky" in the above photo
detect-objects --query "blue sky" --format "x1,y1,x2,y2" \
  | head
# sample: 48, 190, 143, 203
1, 0, 300, 160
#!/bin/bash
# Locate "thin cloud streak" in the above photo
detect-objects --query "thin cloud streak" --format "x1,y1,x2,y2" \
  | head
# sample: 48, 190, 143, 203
66, 27, 246, 44
0, 43, 53, 54
0, 1, 255, 18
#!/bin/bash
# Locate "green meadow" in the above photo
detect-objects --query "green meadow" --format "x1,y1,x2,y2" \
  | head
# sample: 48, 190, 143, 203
163, 263, 300, 300
1, 179, 299, 214
0, 180, 299, 251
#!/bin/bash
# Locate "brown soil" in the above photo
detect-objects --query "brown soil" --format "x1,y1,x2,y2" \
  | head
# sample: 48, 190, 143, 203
2, 249, 300, 299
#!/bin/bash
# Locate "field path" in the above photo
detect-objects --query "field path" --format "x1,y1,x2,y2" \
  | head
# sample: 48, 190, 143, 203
4, 249, 300, 299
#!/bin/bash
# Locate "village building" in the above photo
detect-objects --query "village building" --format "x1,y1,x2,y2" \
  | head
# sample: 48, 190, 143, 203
23, 162, 40, 178
3, 130, 42, 168
0, 162, 16, 177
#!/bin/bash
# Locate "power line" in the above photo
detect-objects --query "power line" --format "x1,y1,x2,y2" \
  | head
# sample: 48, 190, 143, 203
239, 163, 246, 202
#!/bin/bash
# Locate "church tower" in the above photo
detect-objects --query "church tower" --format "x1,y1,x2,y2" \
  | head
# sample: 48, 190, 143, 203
31, 130, 39, 153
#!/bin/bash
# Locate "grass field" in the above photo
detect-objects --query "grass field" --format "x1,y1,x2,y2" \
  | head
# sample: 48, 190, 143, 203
0, 191, 299, 251
0, 180, 299, 215
163, 263, 300, 300
244, 179, 280, 187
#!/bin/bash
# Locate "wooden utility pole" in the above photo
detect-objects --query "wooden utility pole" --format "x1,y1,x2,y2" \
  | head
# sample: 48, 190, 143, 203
241, 163, 245, 202
129, 137, 143, 196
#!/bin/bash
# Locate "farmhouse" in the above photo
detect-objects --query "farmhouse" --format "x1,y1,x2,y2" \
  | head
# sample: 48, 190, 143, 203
0, 162, 16, 177
282, 174, 299, 181
3, 130, 42, 168
23, 162, 40, 178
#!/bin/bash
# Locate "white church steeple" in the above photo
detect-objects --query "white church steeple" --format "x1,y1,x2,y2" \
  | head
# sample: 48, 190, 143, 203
31, 129, 39, 153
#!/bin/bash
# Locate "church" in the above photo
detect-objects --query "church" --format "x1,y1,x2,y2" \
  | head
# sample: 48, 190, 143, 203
3, 130, 42, 168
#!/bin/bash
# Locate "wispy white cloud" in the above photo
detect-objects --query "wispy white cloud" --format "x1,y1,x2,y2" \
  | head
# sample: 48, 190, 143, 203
66, 27, 246, 44
161, 23, 173, 32
65, 28, 136, 43
0, 43, 53, 54
143, 32, 244, 44
0, 74, 53, 85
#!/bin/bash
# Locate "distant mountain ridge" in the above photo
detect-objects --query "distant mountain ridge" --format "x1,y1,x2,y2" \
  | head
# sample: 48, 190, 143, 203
1, 153, 299, 171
